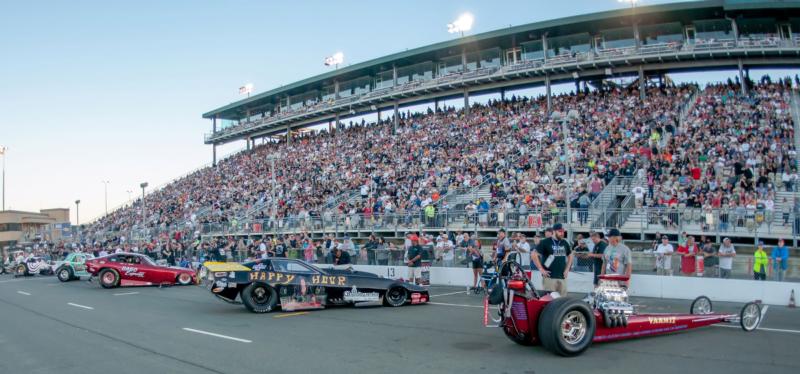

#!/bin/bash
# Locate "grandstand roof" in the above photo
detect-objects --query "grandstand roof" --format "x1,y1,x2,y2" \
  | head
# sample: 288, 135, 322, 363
202, 0, 800, 122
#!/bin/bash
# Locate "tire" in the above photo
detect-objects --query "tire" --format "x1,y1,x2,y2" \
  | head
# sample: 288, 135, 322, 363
99, 269, 120, 289
15, 264, 27, 277
176, 273, 193, 286
739, 302, 761, 332
690, 296, 713, 315
383, 286, 408, 307
241, 283, 278, 313
57, 266, 74, 282
538, 298, 596, 356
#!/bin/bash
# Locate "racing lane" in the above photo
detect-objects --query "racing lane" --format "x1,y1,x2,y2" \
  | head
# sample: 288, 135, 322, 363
0, 273, 798, 374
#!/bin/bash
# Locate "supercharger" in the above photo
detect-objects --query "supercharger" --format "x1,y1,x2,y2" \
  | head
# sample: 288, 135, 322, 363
588, 279, 634, 328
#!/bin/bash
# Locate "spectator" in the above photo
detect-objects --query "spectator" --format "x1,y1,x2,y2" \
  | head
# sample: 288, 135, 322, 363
601, 229, 632, 282
494, 229, 511, 265
332, 247, 351, 268
435, 233, 454, 268
511, 233, 531, 269
771, 239, 789, 282
533, 223, 572, 296
655, 235, 674, 276
583, 232, 607, 286
700, 237, 717, 277
406, 235, 423, 285
717, 238, 736, 279
677, 236, 699, 276
466, 233, 483, 290
753, 242, 769, 280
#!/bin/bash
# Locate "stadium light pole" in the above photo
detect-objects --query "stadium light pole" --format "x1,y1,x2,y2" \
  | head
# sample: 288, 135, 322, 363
140, 182, 148, 228
126, 189, 133, 204
101, 180, 110, 215
447, 13, 474, 37
0, 145, 6, 211
324, 52, 344, 69
75, 200, 81, 226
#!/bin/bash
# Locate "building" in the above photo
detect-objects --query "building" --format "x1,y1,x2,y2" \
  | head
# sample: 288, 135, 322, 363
0, 208, 71, 249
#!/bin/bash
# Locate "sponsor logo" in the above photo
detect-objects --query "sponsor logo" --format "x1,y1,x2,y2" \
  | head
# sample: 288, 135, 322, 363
343, 286, 380, 302
120, 266, 145, 278
410, 292, 428, 304
648, 316, 677, 324
252, 263, 267, 271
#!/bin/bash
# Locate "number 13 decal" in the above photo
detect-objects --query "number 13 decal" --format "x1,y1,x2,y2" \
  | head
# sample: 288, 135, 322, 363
387, 268, 395, 278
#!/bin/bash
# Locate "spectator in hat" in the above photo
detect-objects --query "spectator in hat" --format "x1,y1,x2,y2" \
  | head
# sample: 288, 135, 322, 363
677, 236, 699, 276
332, 246, 351, 268
654, 235, 674, 276
579, 231, 607, 286
533, 223, 573, 296
601, 229, 632, 283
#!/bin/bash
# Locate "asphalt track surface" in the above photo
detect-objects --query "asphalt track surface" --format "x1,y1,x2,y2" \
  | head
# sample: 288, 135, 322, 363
1, 274, 798, 374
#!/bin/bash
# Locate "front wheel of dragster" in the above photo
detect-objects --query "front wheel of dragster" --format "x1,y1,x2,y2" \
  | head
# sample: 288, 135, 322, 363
690, 296, 713, 314
241, 283, 278, 313
739, 302, 761, 332
538, 298, 596, 356
503, 323, 534, 346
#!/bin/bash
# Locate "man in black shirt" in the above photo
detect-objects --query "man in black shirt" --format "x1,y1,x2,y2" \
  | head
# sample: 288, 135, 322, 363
332, 247, 351, 267
532, 223, 573, 296
581, 232, 607, 286
273, 239, 287, 258
406, 235, 423, 284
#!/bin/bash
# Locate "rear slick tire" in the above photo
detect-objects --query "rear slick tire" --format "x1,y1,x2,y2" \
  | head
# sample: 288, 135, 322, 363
538, 298, 596, 356
99, 269, 119, 289
241, 283, 278, 313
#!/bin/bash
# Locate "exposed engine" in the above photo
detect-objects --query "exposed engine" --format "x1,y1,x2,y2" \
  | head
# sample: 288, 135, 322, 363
589, 279, 634, 328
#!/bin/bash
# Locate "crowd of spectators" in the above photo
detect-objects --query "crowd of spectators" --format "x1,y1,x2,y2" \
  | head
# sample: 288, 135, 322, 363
84, 78, 797, 245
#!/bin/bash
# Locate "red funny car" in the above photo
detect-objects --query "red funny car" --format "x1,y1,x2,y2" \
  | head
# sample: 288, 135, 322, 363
487, 262, 762, 356
85, 253, 196, 288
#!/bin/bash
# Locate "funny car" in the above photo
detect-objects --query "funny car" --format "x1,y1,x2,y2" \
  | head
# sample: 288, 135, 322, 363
85, 253, 196, 288
13, 255, 54, 277
201, 258, 428, 313
488, 261, 762, 356
53, 252, 95, 282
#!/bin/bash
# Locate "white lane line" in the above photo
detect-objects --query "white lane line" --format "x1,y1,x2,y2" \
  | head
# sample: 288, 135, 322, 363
113, 292, 139, 296
430, 291, 467, 298
182, 328, 252, 343
67, 302, 94, 310
0, 279, 23, 283
712, 325, 800, 334
16, 291, 31, 296
428, 302, 484, 308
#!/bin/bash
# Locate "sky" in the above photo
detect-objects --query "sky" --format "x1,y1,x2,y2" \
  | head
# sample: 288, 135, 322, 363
0, 0, 794, 224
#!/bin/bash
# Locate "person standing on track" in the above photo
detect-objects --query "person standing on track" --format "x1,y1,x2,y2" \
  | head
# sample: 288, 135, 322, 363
532, 223, 572, 296
406, 235, 423, 285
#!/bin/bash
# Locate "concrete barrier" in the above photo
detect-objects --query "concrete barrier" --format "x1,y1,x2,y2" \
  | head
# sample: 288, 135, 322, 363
326, 264, 796, 306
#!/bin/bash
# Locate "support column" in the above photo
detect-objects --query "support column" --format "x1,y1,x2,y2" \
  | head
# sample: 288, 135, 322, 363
212, 144, 217, 167
738, 58, 747, 95
334, 80, 340, 99
730, 17, 739, 44
461, 49, 467, 72
545, 74, 552, 115
393, 101, 399, 131
392, 64, 398, 86
638, 65, 646, 101
328, 120, 333, 133
286, 124, 291, 143
500, 88, 506, 102
377, 109, 382, 122
574, 80, 580, 95
212, 116, 218, 133
246, 137, 252, 151
335, 113, 340, 131
434, 98, 439, 112
463, 88, 470, 114
633, 22, 641, 50
542, 35, 548, 64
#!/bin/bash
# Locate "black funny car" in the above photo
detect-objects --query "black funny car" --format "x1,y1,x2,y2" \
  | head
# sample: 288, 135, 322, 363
200, 259, 429, 313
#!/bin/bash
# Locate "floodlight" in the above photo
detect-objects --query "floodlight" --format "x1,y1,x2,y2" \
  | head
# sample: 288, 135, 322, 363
447, 13, 474, 35
324, 52, 344, 67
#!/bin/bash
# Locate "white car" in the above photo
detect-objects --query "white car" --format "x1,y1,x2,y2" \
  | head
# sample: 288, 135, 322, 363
13, 255, 54, 277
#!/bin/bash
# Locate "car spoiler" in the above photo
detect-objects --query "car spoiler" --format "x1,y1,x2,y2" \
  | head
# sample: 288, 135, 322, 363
202, 262, 251, 272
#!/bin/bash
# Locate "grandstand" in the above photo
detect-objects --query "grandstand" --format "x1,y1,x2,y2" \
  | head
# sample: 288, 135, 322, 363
85, 0, 800, 248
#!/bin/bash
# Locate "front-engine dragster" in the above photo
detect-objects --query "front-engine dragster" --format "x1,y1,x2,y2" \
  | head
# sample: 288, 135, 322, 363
485, 261, 763, 356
